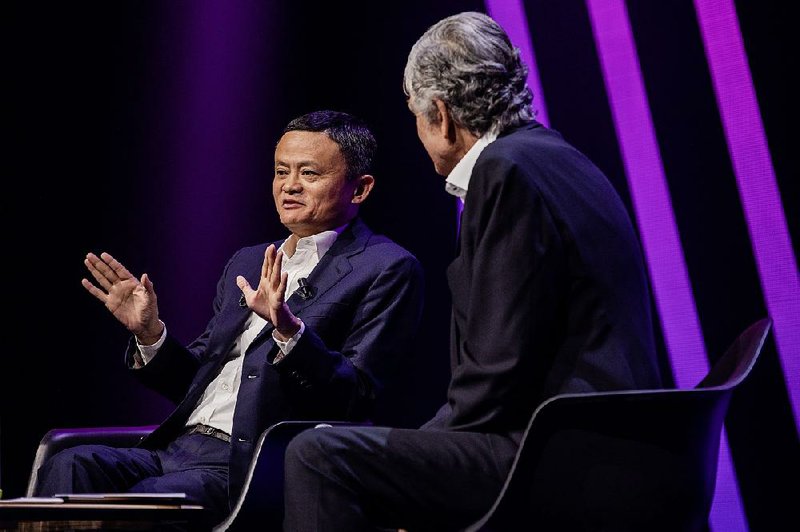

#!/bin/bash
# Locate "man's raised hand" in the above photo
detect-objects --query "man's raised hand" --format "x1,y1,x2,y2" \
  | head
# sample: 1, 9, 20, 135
82, 252, 163, 344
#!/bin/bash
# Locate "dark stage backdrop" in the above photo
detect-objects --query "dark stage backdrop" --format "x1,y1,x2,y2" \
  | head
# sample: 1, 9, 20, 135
4, 1, 797, 530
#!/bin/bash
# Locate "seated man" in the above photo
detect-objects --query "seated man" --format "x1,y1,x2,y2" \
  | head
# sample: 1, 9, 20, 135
34, 110, 425, 528
283, 13, 663, 531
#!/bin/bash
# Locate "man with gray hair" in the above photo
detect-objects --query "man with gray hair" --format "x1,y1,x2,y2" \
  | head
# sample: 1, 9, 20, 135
283, 12, 662, 531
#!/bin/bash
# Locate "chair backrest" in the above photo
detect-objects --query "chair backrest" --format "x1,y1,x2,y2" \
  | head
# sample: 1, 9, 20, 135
25, 420, 363, 529
23, 420, 354, 529
213, 420, 367, 531
698, 317, 771, 389
464, 318, 772, 532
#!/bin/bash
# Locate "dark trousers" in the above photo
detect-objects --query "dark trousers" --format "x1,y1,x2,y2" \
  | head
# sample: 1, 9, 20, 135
34, 432, 230, 526
283, 425, 517, 532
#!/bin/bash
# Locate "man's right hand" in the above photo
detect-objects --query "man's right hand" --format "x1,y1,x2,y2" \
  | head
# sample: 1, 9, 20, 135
82, 252, 163, 344
236, 244, 302, 341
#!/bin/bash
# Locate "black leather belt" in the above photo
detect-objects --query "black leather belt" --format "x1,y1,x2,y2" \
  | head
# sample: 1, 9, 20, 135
185, 424, 231, 443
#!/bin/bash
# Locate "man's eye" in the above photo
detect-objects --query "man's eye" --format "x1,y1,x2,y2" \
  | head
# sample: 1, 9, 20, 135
301, 170, 319, 177
275, 169, 288, 176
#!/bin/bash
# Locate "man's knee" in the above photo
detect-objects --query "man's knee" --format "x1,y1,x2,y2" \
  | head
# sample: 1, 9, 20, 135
286, 426, 389, 481
43, 445, 89, 472
41, 444, 122, 485
35, 445, 95, 495
285, 427, 339, 473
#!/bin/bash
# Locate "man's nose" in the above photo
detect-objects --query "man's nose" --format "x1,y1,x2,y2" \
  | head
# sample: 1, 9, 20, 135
282, 174, 302, 193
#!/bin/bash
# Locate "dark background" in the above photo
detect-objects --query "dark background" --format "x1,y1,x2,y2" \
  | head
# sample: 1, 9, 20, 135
4, 1, 797, 530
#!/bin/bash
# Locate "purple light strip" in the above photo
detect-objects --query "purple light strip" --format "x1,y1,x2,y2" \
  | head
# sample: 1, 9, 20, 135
584, 0, 707, 385
163, 0, 261, 338
475, 1, 551, 230
584, 1, 746, 530
713, 432, 747, 531
485, 0, 549, 126
693, 0, 800, 435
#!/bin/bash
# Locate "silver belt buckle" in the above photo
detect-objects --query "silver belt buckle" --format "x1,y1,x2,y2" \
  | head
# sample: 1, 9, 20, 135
203, 425, 215, 436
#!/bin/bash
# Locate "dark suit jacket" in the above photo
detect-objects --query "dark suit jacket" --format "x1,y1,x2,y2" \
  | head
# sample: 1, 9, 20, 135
126, 218, 424, 504
426, 122, 662, 453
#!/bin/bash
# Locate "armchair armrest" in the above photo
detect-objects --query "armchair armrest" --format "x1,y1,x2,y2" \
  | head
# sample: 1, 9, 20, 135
26, 425, 157, 497
26, 420, 365, 529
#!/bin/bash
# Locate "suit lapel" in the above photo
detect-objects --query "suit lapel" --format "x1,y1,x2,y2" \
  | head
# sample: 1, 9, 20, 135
288, 220, 365, 312
247, 218, 370, 350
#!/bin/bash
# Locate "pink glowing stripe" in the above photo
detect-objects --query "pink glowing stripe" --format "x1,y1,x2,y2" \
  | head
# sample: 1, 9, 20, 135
462, 3, 550, 233
693, 0, 800, 436
584, 1, 746, 530
485, 0, 549, 126
583, 0, 707, 385
470, 1, 550, 232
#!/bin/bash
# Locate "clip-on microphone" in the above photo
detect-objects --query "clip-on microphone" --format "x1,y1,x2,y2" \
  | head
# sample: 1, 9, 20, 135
297, 278, 315, 300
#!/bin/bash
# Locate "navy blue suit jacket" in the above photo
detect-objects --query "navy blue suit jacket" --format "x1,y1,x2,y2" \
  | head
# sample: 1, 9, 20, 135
126, 218, 424, 504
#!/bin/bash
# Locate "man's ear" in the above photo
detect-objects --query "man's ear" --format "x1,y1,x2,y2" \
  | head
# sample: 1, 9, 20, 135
351, 175, 375, 204
433, 99, 456, 143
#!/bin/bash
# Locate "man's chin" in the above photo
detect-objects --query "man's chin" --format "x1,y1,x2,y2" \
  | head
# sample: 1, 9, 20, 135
281, 219, 311, 236
279, 214, 304, 227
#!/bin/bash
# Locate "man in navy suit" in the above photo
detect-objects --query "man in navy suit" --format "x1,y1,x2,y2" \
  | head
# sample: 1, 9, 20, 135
33, 110, 424, 527
283, 13, 663, 531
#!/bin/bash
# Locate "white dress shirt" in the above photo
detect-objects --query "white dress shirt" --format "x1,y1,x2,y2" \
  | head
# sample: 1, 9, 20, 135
444, 131, 498, 202
135, 226, 344, 436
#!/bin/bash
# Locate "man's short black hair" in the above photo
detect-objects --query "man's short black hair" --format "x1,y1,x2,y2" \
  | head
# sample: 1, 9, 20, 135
283, 110, 377, 179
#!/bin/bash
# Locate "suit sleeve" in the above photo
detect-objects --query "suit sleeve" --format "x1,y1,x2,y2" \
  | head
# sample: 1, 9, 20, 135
446, 156, 568, 432
271, 253, 425, 420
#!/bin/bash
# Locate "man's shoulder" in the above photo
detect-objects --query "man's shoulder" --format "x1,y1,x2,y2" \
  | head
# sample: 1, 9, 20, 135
362, 232, 420, 266
477, 123, 596, 182
340, 225, 418, 279
350, 219, 418, 261
483, 122, 566, 159
226, 241, 274, 266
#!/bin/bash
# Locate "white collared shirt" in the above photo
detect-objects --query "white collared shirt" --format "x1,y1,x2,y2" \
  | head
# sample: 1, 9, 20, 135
136, 225, 344, 436
444, 131, 498, 202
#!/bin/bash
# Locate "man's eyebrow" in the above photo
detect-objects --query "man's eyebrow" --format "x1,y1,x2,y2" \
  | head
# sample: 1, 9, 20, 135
274, 159, 318, 167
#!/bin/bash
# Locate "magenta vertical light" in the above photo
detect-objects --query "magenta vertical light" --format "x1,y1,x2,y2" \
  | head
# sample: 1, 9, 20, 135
159, 0, 270, 339
584, 1, 747, 530
477, 1, 551, 230
485, 0, 549, 126
584, 0, 707, 385
693, 0, 800, 436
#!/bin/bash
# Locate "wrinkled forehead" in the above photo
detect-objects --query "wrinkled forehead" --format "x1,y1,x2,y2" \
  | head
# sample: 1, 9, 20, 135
275, 131, 344, 165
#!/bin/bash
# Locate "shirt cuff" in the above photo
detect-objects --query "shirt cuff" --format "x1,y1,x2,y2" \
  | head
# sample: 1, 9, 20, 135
272, 320, 305, 363
135, 321, 167, 366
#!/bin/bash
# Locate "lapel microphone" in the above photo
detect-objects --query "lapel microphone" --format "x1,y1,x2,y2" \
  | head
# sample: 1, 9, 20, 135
297, 277, 315, 300
239, 278, 314, 306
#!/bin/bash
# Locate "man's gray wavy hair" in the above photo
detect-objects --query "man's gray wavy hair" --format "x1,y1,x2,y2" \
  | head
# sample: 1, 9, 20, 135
403, 11, 535, 137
